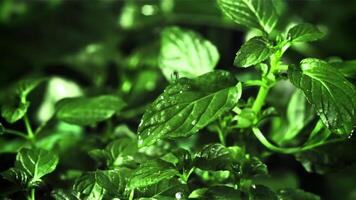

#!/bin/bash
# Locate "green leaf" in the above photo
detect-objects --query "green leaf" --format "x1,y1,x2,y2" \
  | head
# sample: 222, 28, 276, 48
159, 26, 219, 81
137, 70, 242, 147
330, 59, 356, 79
1, 168, 29, 186
56, 95, 126, 126
277, 188, 320, 200
89, 138, 138, 168
136, 178, 188, 199
15, 78, 46, 101
234, 37, 274, 68
1, 78, 46, 123
161, 148, 192, 171
236, 108, 257, 128
194, 144, 243, 171
51, 189, 80, 200
288, 58, 356, 135
15, 148, 59, 186
73, 172, 105, 200
287, 23, 325, 43
240, 156, 268, 178
190, 186, 242, 200
73, 170, 127, 200
1, 101, 29, 123
250, 184, 278, 200
295, 137, 356, 174
217, 0, 279, 33
282, 89, 313, 142
128, 160, 179, 189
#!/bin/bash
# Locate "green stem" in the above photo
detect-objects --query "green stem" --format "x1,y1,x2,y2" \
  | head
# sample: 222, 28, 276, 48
217, 127, 226, 146
23, 114, 35, 141
3, 129, 28, 139
251, 84, 269, 113
252, 127, 345, 154
27, 188, 35, 200
129, 189, 134, 200
181, 167, 196, 184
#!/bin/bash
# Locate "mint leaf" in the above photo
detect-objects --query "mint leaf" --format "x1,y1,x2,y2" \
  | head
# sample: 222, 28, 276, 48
1, 101, 29, 123
128, 160, 179, 189
282, 89, 313, 142
15, 78, 46, 101
73, 170, 127, 199
277, 188, 320, 200
89, 138, 138, 168
289, 58, 356, 135
136, 179, 188, 199
137, 71, 242, 147
250, 185, 278, 200
1, 168, 29, 186
194, 144, 243, 171
288, 23, 325, 43
15, 148, 59, 186
56, 95, 126, 126
330, 59, 356, 79
190, 186, 243, 200
296, 137, 356, 174
73, 172, 105, 200
234, 36, 274, 68
51, 189, 80, 200
161, 148, 192, 171
217, 0, 279, 33
159, 27, 219, 81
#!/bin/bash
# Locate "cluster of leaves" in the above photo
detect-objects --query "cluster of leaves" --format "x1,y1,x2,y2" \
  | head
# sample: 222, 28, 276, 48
1, 0, 356, 199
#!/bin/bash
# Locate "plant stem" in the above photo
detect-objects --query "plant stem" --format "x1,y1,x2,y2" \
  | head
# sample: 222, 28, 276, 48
217, 127, 226, 146
129, 189, 134, 200
27, 189, 35, 200
3, 129, 28, 139
181, 167, 196, 184
23, 114, 35, 141
251, 84, 269, 113
252, 127, 345, 154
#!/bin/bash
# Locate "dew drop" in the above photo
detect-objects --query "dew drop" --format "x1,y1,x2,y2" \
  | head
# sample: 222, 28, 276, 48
175, 192, 182, 200
251, 184, 256, 189
191, 120, 197, 125
348, 133, 353, 139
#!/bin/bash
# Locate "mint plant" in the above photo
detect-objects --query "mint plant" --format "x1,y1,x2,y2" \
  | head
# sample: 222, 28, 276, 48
1, 0, 356, 199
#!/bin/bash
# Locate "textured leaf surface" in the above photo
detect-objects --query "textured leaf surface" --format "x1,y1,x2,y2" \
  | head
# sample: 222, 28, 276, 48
128, 160, 179, 189
283, 89, 313, 142
1, 168, 29, 186
217, 0, 279, 33
194, 143, 242, 171
289, 58, 356, 135
89, 138, 137, 168
234, 36, 274, 68
250, 185, 278, 200
137, 71, 242, 147
14, 78, 46, 100
277, 188, 320, 200
288, 23, 325, 43
330, 59, 356, 79
1, 102, 29, 123
15, 148, 59, 185
159, 27, 219, 81
73, 170, 127, 200
56, 95, 126, 126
